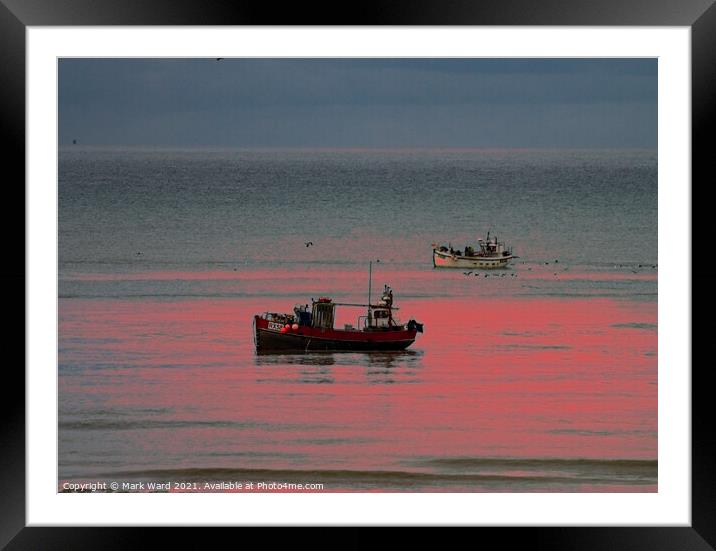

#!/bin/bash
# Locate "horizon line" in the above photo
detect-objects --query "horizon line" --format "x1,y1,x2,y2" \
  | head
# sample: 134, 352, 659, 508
58, 144, 658, 151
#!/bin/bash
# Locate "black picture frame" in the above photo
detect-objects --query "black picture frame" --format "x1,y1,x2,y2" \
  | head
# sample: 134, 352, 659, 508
5, 0, 707, 548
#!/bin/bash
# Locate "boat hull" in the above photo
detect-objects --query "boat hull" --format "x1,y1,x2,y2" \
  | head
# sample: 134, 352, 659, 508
433, 248, 513, 269
254, 316, 417, 352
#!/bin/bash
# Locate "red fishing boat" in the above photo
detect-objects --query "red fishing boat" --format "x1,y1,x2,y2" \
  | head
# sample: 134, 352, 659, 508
253, 265, 423, 352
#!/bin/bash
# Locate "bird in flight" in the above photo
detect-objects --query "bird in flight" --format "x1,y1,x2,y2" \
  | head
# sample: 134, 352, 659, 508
305, 242, 313, 247
463, 271, 472, 276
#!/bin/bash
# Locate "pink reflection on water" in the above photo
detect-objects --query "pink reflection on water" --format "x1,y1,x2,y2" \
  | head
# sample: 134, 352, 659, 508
59, 272, 657, 491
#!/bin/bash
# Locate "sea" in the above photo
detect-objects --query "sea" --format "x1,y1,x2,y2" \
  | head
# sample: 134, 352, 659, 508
58, 147, 658, 492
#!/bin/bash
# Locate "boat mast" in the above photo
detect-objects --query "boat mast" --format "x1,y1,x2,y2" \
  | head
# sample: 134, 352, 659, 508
367, 261, 373, 325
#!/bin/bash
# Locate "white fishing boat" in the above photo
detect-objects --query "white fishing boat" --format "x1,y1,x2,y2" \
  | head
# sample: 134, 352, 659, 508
432, 231, 514, 269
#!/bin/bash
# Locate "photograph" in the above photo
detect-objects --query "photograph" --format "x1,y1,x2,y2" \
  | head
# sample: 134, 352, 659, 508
57, 57, 658, 494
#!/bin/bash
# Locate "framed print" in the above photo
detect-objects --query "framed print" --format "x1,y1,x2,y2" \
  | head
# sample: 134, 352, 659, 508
5, 0, 709, 547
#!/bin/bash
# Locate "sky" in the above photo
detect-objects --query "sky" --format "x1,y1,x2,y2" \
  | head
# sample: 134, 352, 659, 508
58, 58, 657, 148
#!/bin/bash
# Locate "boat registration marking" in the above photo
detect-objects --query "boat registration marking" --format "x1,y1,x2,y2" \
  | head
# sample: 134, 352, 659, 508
267, 322, 284, 331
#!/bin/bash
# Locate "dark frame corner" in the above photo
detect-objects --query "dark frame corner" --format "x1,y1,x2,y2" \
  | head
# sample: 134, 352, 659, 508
5, 0, 710, 548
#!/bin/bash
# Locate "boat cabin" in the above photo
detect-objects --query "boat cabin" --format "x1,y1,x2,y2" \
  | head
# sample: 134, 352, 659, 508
477, 234, 504, 255
311, 298, 336, 329
370, 307, 391, 328
363, 285, 397, 330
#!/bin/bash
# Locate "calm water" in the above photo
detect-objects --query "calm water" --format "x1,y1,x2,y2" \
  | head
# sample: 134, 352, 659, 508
58, 148, 657, 492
